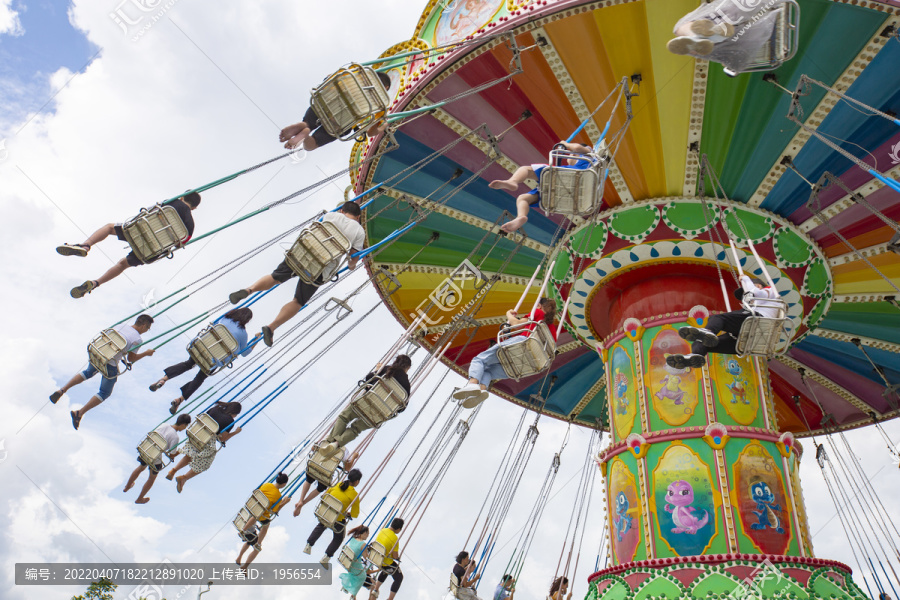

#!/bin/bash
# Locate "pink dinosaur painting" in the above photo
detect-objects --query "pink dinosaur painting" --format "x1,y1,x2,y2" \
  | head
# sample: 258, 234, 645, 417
664, 480, 710, 534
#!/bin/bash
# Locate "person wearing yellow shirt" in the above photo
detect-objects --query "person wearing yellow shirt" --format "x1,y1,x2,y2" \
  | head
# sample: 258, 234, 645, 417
235, 473, 291, 569
303, 469, 362, 567
369, 517, 404, 600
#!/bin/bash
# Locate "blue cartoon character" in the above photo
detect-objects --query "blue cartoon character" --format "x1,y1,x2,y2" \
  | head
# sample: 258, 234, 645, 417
613, 491, 634, 542
725, 359, 749, 405
614, 369, 629, 415
750, 480, 785, 533
664, 480, 709, 534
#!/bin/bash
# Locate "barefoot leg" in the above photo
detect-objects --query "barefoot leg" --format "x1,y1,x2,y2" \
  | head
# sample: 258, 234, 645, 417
489, 166, 536, 192
500, 193, 533, 233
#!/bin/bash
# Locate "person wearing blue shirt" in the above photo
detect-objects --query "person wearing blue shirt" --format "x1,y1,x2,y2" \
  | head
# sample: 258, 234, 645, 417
149, 308, 259, 414
493, 574, 515, 600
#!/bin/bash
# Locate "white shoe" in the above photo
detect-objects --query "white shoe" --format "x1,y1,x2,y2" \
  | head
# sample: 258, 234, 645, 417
320, 442, 340, 459
461, 390, 489, 409
678, 326, 719, 348
667, 36, 714, 57
666, 353, 707, 370
303, 543, 312, 555
320, 554, 331, 567
452, 383, 482, 401
690, 19, 734, 39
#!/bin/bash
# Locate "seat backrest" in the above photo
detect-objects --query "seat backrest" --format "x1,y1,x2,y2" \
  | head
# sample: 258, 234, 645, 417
338, 543, 358, 570
449, 573, 461, 594
350, 376, 409, 427
538, 163, 601, 216
496, 322, 556, 380
245, 488, 272, 519
311, 64, 390, 139
186, 412, 220, 449
366, 541, 388, 567
233, 506, 252, 532
314, 492, 345, 529
122, 205, 188, 263
285, 221, 351, 283
307, 445, 346, 486
137, 431, 168, 465
736, 316, 790, 357
188, 324, 240, 375
87, 328, 129, 373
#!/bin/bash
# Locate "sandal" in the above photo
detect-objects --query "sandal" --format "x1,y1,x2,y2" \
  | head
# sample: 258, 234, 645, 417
70, 410, 82, 430
169, 400, 181, 415
50, 391, 62, 404
70, 280, 97, 299
150, 378, 167, 392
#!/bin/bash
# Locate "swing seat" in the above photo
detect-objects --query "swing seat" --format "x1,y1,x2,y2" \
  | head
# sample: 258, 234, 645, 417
121, 204, 189, 264
349, 376, 409, 429
722, 0, 800, 76
314, 492, 347, 532
366, 541, 389, 568
449, 573, 461, 596
496, 321, 557, 381
232, 506, 252, 533
337, 542, 363, 570
87, 328, 129, 373
285, 221, 352, 285
186, 413, 220, 450
736, 296, 791, 358
538, 148, 605, 217
136, 431, 169, 469
307, 444, 347, 488
310, 64, 390, 141
187, 324, 240, 376
244, 488, 272, 520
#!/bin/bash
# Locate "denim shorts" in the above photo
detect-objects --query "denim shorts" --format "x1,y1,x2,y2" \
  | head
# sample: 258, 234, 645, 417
80, 362, 119, 401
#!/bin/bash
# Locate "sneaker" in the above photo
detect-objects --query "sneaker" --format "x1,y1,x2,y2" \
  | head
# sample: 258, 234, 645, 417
666, 36, 714, 57
666, 354, 707, 370
70, 280, 97, 299
678, 326, 719, 348
452, 383, 482, 401
229, 289, 250, 305
690, 19, 734, 39
56, 243, 89, 257
319, 442, 340, 459
303, 543, 312, 555
262, 325, 274, 347
319, 555, 331, 567
461, 390, 489, 409
50, 391, 62, 404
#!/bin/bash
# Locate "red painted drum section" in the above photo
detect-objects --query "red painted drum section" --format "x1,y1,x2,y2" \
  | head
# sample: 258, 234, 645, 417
589, 264, 731, 339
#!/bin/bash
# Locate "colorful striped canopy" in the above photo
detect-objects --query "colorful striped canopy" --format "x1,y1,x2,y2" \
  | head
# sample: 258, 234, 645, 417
352, 0, 900, 435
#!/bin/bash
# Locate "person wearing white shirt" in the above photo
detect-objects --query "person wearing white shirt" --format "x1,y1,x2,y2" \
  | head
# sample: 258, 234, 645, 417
124, 415, 191, 504
667, 276, 781, 369
50, 314, 156, 430
226, 201, 366, 347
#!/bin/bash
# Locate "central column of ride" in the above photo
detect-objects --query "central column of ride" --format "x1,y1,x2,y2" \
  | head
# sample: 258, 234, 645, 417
589, 272, 854, 600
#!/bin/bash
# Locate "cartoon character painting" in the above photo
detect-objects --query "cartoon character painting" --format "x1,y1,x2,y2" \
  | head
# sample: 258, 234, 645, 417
613, 491, 634, 542
725, 359, 749, 405
434, 0, 504, 45
656, 362, 687, 406
750, 480, 785, 534
664, 480, 710, 535
614, 369, 629, 415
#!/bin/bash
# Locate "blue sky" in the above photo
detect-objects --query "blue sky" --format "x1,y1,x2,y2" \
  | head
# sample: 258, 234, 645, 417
0, 0, 97, 135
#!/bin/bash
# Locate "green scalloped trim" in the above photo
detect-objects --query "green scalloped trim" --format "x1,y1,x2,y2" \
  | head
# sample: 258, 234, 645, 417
773, 227, 813, 269
662, 202, 717, 240
609, 205, 661, 243
802, 260, 830, 298
552, 249, 573, 283
724, 208, 774, 244
570, 221, 608, 258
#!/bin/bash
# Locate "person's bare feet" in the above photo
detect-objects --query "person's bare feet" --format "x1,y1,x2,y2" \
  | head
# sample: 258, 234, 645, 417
284, 131, 309, 149
489, 179, 519, 192
279, 123, 306, 142
135, 497, 150, 504
501, 216, 528, 233
293, 502, 303, 517
123, 481, 134, 493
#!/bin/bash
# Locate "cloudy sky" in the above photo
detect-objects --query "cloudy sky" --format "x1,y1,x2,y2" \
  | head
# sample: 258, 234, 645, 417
1, 1, 898, 600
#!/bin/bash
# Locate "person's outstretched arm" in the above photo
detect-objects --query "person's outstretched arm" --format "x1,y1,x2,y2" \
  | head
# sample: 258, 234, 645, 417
127, 348, 156, 363
562, 142, 591, 154
218, 426, 242, 442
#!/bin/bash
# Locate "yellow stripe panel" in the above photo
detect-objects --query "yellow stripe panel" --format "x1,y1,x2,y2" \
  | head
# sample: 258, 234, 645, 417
645, 0, 696, 196
832, 254, 900, 294
544, 13, 649, 199
592, 2, 667, 198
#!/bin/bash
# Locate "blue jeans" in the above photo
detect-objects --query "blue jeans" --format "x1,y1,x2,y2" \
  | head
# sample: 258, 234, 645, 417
468, 337, 521, 387
80, 363, 119, 401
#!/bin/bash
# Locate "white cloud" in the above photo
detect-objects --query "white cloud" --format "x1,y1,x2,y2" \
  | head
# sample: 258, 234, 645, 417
0, 0, 23, 36
1, 1, 898, 600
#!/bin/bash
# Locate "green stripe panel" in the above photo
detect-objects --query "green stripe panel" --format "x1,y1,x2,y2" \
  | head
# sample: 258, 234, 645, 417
727, 0, 888, 202
819, 302, 900, 344
699, 0, 886, 201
